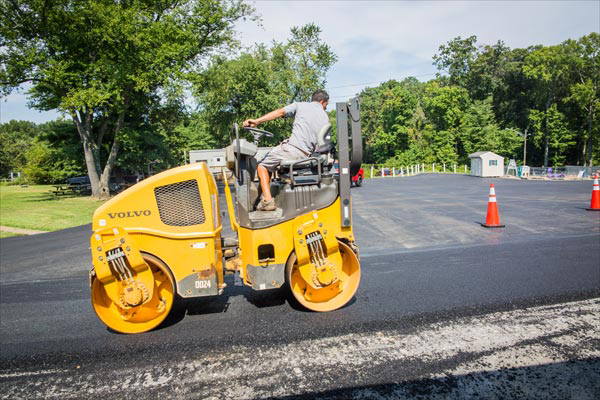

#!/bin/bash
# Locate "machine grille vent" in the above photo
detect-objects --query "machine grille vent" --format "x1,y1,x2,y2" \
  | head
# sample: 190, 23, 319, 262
154, 179, 205, 226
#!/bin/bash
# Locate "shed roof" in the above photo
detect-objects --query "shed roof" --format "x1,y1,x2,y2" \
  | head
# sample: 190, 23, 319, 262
468, 151, 502, 158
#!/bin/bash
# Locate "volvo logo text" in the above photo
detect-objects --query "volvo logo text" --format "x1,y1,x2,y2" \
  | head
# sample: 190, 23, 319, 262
108, 210, 151, 219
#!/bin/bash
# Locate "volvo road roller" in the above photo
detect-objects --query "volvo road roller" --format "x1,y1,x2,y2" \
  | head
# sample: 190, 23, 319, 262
89, 98, 363, 333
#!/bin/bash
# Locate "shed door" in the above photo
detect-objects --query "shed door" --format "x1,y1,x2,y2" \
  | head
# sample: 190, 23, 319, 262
472, 158, 481, 176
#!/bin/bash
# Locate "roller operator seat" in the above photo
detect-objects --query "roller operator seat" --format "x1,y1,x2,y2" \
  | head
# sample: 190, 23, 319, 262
278, 123, 333, 173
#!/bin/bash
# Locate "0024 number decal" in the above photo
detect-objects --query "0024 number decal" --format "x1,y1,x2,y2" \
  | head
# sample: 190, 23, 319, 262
195, 279, 212, 289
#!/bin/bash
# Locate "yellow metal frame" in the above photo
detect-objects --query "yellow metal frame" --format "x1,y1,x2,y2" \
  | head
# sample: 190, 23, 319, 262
91, 163, 223, 293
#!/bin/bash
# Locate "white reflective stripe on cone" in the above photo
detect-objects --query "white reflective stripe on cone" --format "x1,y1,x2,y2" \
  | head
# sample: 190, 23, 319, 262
489, 197, 497, 203
490, 187, 496, 195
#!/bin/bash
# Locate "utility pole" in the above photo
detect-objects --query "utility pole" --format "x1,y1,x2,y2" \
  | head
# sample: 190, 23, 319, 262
523, 127, 528, 166
508, 128, 529, 166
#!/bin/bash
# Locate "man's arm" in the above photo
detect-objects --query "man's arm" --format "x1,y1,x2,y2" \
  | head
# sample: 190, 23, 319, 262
243, 108, 286, 128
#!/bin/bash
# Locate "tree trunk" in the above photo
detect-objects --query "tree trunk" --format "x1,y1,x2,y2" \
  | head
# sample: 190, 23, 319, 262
97, 110, 126, 199
71, 110, 102, 196
71, 105, 126, 200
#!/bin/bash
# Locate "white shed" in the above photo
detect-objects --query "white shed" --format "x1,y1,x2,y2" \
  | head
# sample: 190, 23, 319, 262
469, 151, 505, 177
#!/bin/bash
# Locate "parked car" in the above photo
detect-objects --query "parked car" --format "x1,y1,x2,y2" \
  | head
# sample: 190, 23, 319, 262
333, 162, 364, 187
66, 175, 90, 185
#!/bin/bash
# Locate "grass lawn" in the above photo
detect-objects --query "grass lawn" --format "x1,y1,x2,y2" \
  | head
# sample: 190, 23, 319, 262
0, 231, 23, 238
0, 185, 107, 232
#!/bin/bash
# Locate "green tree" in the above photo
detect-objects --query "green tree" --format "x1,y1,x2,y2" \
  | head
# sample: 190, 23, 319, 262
460, 96, 522, 161
192, 50, 284, 147
271, 24, 337, 103
564, 33, 600, 166
492, 46, 539, 140
0, 120, 39, 177
358, 79, 423, 163
191, 24, 337, 148
24, 135, 86, 184
433, 35, 478, 87
523, 44, 572, 167
461, 97, 501, 156
466, 41, 511, 101
423, 82, 469, 132
529, 105, 575, 166
1, 0, 253, 198
23, 141, 55, 184
422, 81, 469, 164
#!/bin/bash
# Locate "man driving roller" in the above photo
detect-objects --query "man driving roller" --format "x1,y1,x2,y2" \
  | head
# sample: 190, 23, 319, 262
243, 90, 330, 211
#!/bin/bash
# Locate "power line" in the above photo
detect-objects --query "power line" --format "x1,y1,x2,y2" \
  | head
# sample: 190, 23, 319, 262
325, 72, 437, 91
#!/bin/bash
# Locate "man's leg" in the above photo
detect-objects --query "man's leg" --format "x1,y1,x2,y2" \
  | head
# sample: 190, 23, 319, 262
257, 164, 272, 202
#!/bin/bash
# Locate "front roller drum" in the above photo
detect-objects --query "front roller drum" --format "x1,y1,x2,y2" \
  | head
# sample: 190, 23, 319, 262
286, 241, 360, 312
91, 253, 175, 334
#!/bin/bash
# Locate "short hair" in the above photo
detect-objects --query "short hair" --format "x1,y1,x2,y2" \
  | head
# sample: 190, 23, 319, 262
311, 90, 329, 103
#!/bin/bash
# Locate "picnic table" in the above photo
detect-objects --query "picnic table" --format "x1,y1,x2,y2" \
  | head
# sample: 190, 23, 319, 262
50, 183, 91, 196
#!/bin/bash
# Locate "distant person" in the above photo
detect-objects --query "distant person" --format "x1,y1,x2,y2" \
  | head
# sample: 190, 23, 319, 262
243, 90, 330, 211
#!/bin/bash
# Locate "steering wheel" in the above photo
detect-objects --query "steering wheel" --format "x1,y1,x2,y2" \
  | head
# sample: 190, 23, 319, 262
242, 126, 274, 143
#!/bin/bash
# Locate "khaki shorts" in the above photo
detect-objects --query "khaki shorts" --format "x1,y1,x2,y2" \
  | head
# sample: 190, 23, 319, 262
259, 140, 308, 172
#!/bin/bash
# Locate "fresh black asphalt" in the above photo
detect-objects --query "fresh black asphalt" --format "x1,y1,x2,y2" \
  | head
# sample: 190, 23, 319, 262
0, 174, 599, 398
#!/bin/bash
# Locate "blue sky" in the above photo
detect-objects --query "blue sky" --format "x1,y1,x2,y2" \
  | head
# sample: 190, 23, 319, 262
1, 0, 598, 123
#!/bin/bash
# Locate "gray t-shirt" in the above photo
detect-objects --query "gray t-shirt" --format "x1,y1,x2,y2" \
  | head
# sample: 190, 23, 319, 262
283, 101, 329, 154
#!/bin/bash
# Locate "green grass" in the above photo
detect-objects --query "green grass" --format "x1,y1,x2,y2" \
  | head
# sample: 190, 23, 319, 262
0, 231, 23, 238
0, 185, 107, 232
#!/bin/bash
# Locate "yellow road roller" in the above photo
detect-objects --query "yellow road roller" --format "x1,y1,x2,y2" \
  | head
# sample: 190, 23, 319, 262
89, 98, 363, 333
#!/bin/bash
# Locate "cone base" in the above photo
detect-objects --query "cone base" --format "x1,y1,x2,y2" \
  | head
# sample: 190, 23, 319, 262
586, 208, 600, 211
481, 223, 505, 228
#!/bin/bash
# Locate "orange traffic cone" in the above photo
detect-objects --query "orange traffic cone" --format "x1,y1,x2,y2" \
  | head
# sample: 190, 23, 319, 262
587, 174, 600, 211
481, 183, 505, 228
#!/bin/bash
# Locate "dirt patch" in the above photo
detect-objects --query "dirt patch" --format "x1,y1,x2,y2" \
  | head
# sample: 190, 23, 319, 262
0, 226, 48, 235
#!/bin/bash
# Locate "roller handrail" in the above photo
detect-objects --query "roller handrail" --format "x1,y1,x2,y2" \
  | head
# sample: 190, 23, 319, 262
233, 123, 240, 184
289, 157, 322, 187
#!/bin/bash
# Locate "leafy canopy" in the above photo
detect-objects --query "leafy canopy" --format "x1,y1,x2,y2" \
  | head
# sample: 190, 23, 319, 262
189, 23, 337, 148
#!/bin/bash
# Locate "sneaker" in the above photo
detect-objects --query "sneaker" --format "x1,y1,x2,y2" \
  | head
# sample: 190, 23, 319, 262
256, 198, 276, 211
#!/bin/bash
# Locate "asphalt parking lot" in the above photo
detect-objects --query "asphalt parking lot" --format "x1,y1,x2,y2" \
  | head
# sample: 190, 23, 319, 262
0, 174, 598, 399
352, 174, 599, 254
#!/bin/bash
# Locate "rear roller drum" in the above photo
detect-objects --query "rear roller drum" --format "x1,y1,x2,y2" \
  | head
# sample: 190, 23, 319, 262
91, 253, 175, 334
286, 240, 360, 312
